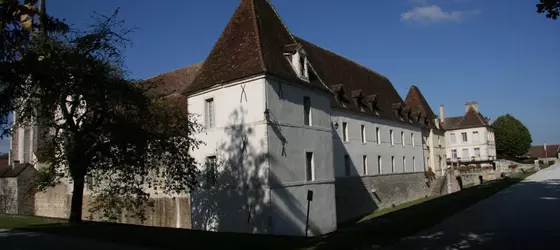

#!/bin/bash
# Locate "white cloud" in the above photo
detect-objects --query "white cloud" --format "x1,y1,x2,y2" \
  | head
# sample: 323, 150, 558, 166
400, 5, 481, 23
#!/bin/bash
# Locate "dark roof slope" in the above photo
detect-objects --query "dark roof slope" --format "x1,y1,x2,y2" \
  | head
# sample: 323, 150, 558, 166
0, 163, 32, 178
296, 37, 417, 123
187, 0, 324, 94
523, 144, 560, 158
404, 85, 441, 130
442, 107, 490, 130
147, 63, 202, 98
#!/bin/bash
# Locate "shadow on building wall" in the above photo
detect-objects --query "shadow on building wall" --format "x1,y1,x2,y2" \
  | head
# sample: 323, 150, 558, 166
191, 108, 319, 235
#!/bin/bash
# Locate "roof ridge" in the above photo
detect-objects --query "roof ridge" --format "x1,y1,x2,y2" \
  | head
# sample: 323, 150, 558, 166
295, 36, 390, 82
146, 62, 202, 80
264, 0, 298, 45
251, 0, 267, 72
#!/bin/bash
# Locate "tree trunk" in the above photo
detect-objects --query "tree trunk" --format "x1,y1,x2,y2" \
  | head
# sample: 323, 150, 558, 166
69, 174, 85, 224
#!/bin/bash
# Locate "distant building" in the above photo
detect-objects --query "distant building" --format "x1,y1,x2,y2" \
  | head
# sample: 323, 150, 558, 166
523, 144, 560, 162
405, 86, 447, 177
441, 102, 496, 166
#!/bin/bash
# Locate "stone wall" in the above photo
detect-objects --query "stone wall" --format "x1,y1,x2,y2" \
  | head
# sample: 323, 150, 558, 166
34, 183, 191, 228
335, 172, 430, 224
0, 178, 18, 214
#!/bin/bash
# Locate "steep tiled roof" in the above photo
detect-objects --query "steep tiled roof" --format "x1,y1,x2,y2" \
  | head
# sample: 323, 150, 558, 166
523, 144, 560, 158
442, 107, 490, 130
186, 0, 325, 94
0, 163, 32, 178
147, 63, 202, 98
160, 0, 424, 126
404, 85, 442, 130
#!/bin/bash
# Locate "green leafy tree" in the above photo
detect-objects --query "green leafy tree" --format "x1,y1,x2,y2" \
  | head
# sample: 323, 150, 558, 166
537, 0, 560, 19
2, 2, 202, 223
492, 114, 532, 158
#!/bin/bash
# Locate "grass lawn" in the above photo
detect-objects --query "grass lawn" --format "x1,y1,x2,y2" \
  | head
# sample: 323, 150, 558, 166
2, 171, 535, 250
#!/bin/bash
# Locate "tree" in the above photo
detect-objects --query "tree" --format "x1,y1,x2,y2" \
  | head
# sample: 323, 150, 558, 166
492, 114, 532, 158
2, 3, 202, 223
537, 0, 560, 20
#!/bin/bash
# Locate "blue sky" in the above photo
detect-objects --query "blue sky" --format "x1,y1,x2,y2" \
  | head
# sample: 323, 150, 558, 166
1, 0, 559, 152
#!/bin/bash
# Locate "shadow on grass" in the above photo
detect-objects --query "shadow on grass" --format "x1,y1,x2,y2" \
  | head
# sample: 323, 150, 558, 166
8, 174, 532, 250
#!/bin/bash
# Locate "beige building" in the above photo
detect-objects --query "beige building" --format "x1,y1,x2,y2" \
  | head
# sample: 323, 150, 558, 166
405, 86, 447, 177
441, 102, 496, 166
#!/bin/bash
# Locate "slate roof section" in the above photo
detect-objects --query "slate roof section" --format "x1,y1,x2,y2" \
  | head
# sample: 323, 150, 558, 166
147, 63, 202, 98
186, 0, 326, 94
404, 85, 442, 130
442, 107, 490, 130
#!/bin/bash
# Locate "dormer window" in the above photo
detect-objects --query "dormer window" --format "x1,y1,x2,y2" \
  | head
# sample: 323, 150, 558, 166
284, 44, 308, 80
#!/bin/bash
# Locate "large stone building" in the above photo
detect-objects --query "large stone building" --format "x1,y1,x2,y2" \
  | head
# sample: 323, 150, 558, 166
7, 0, 485, 237
441, 102, 496, 165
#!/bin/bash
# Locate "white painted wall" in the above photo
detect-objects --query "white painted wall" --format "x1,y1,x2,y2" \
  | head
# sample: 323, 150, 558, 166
425, 129, 447, 176
265, 77, 336, 236
445, 127, 496, 163
332, 110, 425, 177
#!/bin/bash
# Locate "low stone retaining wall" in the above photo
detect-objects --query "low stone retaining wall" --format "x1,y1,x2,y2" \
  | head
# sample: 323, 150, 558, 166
335, 172, 430, 224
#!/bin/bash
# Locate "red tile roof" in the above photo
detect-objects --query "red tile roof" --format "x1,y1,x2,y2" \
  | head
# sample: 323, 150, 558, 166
442, 107, 490, 130
0, 162, 32, 178
523, 144, 560, 158
404, 85, 442, 130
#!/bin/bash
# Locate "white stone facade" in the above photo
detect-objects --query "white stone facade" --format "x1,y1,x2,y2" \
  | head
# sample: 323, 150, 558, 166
446, 127, 496, 163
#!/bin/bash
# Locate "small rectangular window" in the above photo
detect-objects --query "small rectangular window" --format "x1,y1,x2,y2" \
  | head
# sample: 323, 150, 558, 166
342, 122, 348, 142
403, 156, 406, 172
205, 98, 215, 128
344, 155, 351, 176
391, 156, 395, 173
206, 156, 217, 185
401, 131, 405, 146
390, 130, 394, 145
303, 96, 311, 126
411, 133, 415, 147
376, 127, 380, 144
452, 150, 458, 159
474, 148, 481, 158
362, 155, 368, 175
361, 125, 366, 143
462, 149, 469, 159
378, 156, 382, 174
472, 131, 479, 142
413, 157, 416, 171
306, 152, 314, 181
450, 133, 456, 144
462, 132, 468, 143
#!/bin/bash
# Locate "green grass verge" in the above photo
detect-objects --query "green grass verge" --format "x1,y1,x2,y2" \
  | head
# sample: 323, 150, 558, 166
2, 172, 534, 250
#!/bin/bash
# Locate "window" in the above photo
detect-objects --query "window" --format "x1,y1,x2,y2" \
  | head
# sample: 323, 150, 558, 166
450, 133, 456, 144
344, 155, 351, 176
377, 156, 382, 174
206, 156, 218, 185
401, 131, 405, 146
299, 55, 307, 78
303, 97, 311, 126
342, 122, 348, 142
462, 149, 469, 159
391, 156, 395, 173
205, 98, 215, 128
475, 148, 481, 158
361, 125, 366, 143
362, 155, 368, 175
306, 152, 314, 181
403, 156, 406, 172
438, 136, 442, 148
376, 127, 380, 144
411, 133, 415, 147
452, 150, 458, 159
473, 131, 479, 142
413, 157, 416, 171
461, 132, 468, 143
390, 130, 394, 145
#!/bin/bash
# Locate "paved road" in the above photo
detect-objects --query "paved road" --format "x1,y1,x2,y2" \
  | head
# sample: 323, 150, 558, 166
0, 229, 153, 250
389, 164, 560, 250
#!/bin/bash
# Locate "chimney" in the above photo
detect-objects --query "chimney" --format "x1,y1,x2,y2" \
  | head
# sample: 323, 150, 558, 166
465, 101, 479, 113
439, 105, 445, 122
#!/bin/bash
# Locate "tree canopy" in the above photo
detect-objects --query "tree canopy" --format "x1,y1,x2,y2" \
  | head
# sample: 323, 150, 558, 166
1, 1, 202, 223
492, 114, 532, 158
537, 0, 560, 19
